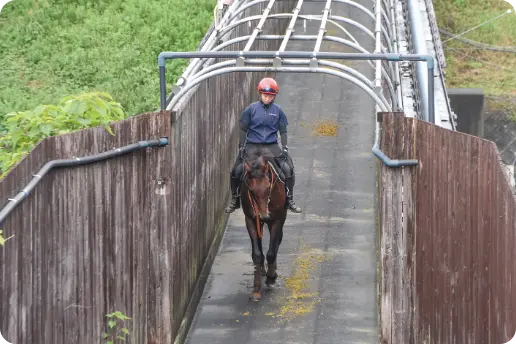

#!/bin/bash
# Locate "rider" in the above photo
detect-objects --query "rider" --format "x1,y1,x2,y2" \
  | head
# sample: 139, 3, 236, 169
225, 77, 302, 214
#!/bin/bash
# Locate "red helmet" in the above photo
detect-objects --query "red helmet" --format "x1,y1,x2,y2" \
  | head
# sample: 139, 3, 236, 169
257, 77, 279, 95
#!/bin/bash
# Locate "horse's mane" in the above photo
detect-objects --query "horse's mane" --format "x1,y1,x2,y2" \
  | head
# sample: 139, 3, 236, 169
245, 146, 275, 178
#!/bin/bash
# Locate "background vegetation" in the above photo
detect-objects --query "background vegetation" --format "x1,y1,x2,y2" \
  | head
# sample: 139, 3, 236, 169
0, 0, 216, 122
0, 0, 216, 176
433, 0, 516, 117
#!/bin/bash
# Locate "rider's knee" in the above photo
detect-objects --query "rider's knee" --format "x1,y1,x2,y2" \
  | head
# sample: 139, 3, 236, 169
232, 161, 244, 179
280, 160, 293, 178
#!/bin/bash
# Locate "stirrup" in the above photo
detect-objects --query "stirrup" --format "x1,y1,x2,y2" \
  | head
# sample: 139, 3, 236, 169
287, 199, 302, 213
225, 196, 240, 213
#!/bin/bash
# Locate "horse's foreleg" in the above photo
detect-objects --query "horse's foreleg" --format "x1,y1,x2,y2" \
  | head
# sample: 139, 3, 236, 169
266, 219, 284, 286
257, 233, 266, 276
246, 216, 263, 301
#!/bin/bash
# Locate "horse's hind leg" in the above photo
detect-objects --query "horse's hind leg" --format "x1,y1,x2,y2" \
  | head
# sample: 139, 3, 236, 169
246, 217, 264, 301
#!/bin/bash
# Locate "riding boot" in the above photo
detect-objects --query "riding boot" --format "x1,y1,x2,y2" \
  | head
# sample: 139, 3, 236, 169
285, 176, 302, 213
225, 175, 241, 213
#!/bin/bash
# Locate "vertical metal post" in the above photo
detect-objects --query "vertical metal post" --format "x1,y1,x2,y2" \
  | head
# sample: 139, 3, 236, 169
407, 0, 430, 122
427, 63, 435, 124
159, 65, 167, 111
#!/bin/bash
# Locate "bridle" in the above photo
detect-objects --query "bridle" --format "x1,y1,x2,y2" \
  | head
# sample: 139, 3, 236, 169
243, 159, 282, 239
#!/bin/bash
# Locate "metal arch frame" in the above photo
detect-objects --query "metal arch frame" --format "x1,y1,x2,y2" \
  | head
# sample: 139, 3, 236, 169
174, 0, 396, 94
165, 65, 390, 112
180, 35, 398, 109
174, 9, 397, 101
215, 13, 394, 54
227, 0, 393, 35
158, 0, 433, 167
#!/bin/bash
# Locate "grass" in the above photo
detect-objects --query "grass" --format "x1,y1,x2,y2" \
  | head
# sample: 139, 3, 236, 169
433, 0, 516, 115
0, 0, 216, 121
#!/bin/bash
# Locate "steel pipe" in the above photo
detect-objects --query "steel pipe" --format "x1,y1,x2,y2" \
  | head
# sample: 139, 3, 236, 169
171, 35, 397, 107
187, 11, 393, 87
242, 0, 276, 52
313, 0, 333, 54
158, 50, 435, 122
276, 0, 304, 59
216, 14, 381, 47
187, 58, 393, 110
173, 0, 249, 89
407, 0, 434, 123
0, 138, 169, 226
164, 65, 390, 112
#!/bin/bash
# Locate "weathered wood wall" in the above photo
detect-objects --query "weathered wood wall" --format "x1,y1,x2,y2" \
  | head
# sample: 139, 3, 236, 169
0, 1, 295, 343
379, 112, 516, 344
0, 111, 172, 344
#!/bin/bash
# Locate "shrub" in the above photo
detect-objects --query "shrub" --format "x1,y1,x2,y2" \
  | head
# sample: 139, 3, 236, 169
0, 92, 126, 178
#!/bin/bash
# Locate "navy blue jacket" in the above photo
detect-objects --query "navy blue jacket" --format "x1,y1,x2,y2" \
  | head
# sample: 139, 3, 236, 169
240, 101, 288, 144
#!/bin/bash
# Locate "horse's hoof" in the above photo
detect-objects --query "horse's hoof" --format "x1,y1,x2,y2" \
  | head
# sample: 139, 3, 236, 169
250, 291, 261, 302
266, 274, 278, 286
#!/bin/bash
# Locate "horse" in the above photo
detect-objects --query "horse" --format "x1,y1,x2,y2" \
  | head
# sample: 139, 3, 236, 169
240, 146, 288, 302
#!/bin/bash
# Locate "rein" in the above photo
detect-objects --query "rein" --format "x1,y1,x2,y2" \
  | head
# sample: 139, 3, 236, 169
244, 161, 282, 239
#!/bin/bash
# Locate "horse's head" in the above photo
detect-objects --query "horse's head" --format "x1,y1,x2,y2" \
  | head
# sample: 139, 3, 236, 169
243, 148, 275, 221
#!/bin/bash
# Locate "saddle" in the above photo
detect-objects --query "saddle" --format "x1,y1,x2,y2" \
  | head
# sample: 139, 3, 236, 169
269, 158, 286, 182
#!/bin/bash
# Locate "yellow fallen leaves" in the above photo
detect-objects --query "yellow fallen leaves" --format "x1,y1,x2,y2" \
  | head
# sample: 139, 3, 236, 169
265, 244, 330, 323
312, 120, 339, 137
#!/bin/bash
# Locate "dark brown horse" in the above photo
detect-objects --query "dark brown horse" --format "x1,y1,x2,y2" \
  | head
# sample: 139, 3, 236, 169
240, 146, 287, 301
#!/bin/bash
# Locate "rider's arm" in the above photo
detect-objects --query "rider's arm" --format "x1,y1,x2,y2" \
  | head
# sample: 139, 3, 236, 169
240, 122, 248, 147
278, 108, 289, 149
239, 106, 252, 147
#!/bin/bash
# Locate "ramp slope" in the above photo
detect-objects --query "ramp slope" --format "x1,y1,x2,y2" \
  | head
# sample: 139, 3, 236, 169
185, 1, 378, 343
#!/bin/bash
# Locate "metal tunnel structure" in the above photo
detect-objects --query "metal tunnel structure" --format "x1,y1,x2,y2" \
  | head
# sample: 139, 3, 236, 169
158, 0, 457, 167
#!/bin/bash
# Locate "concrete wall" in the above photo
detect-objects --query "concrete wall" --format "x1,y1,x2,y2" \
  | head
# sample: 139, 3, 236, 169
448, 88, 485, 137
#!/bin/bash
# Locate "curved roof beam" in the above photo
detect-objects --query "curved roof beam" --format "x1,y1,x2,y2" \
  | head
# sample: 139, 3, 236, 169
218, 13, 394, 54
227, 0, 392, 31
218, 14, 376, 47
186, 58, 394, 110
177, 0, 249, 82
166, 66, 391, 113
177, 35, 397, 109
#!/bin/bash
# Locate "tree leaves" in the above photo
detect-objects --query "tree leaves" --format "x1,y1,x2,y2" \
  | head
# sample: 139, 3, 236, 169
104, 311, 131, 344
0, 92, 127, 178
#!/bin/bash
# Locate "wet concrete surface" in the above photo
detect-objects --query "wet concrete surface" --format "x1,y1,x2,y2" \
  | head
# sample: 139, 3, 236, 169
184, 1, 379, 343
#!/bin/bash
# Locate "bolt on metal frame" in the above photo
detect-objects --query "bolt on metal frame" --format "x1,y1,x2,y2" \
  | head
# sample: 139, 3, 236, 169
158, 0, 433, 167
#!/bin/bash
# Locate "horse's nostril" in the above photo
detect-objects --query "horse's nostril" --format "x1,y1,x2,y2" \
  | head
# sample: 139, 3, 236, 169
260, 214, 270, 221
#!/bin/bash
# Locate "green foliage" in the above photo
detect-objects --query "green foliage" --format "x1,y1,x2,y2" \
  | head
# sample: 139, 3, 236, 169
0, 230, 14, 246
433, 0, 516, 97
0, 92, 126, 178
0, 0, 217, 118
103, 311, 132, 344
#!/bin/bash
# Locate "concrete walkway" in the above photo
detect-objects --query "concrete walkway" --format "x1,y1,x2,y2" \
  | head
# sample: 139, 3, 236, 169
185, 1, 379, 343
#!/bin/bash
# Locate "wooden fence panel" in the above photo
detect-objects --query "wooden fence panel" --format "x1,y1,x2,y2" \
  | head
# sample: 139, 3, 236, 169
379, 112, 416, 344
0, 111, 171, 344
379, 112, 516, 344
0, 1, 296, 343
